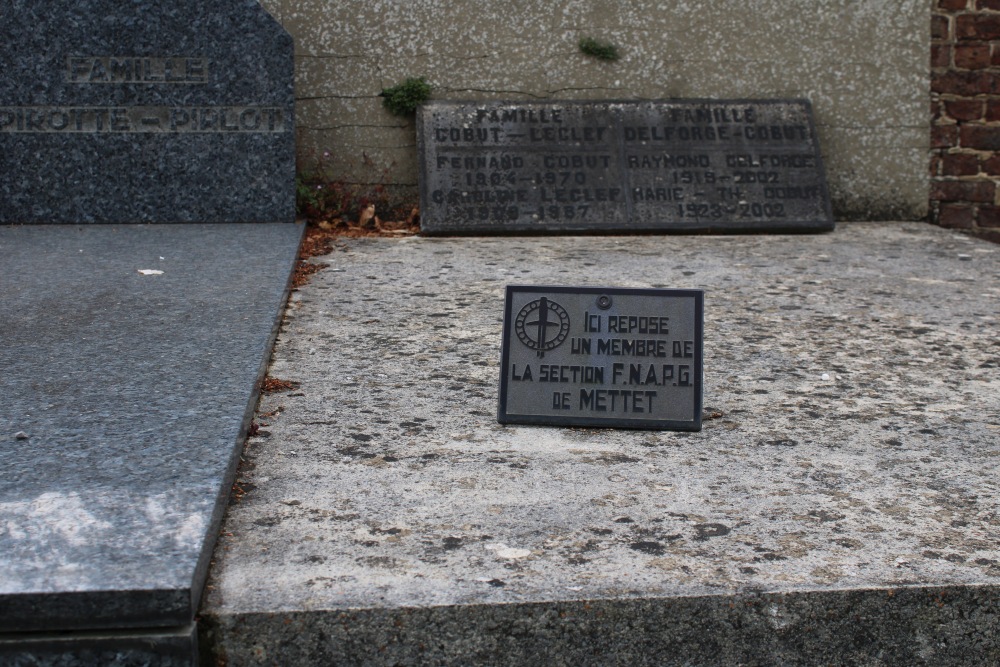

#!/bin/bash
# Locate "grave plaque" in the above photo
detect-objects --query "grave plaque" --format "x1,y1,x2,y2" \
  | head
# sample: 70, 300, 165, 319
499, 286, 704, 430
418, 99, 833, 234
0, 1, 295, 223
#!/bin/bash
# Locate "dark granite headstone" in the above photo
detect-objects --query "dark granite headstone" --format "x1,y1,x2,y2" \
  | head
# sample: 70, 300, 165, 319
0, 1, 294, 223
418, 99, 833, 234
499, 286, 704, 430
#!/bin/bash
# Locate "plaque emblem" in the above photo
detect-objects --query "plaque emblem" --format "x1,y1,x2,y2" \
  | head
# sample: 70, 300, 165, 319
514, 297, 570, 357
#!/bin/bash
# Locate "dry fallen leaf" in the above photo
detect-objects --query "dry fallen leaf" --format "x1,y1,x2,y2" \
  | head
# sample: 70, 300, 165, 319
358, 204, 376, 227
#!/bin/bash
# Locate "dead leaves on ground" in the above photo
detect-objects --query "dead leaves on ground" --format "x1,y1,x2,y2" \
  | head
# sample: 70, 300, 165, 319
292, 207, 419, 289
315, 206, 420, 237
261, 377, 300, 394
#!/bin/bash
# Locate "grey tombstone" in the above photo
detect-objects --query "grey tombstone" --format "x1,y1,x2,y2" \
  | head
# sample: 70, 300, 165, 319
418, 99, 833, 234
0, 0, 295, 223
499, 286, 704, 430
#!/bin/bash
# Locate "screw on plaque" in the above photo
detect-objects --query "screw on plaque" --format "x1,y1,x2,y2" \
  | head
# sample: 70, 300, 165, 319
596, 295, 613, 310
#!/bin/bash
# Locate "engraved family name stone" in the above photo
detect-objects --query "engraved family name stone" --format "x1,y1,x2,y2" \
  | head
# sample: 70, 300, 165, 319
0, 1, 294, 223
418, 100, 833, 234
499, 286, 704, 430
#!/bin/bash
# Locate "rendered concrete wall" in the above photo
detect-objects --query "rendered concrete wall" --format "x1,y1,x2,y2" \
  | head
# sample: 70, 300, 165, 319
260, 0, 930, 221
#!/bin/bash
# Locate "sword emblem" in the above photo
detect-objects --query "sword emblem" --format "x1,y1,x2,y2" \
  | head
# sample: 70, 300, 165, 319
514, 297, 570, 358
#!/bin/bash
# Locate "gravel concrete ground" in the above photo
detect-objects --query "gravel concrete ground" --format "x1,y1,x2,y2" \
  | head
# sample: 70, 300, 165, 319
202, 222, 1000, 665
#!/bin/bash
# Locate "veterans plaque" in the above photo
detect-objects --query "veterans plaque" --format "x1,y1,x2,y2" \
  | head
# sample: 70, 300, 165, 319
499, 286, 704, 430
0, 1, 294, 223
418, 99, 832, 234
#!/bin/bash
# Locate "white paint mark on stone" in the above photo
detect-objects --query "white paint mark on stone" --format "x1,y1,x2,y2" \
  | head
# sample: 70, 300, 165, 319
486, 543, 532, 559
137, 269, 164, 275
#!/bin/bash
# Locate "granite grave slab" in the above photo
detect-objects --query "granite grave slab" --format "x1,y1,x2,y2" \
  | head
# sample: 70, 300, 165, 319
418, 99, 833, 234
0, 625, 197, 666
0, 0, 295, 223
0, 223, 302, 656
202, 223, 1000, 664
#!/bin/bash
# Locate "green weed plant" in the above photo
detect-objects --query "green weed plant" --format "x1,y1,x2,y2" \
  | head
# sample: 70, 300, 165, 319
380, 77, 432, 116
578, 37, 620, 61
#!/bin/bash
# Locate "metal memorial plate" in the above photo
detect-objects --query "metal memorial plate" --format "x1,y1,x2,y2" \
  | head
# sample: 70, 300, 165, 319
418, 99, 833, 235
498, 286, 704, 430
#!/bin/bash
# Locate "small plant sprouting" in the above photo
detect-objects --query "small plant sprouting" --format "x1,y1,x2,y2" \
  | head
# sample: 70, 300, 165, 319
578, 37, 620, 62
380, 77, 432, 116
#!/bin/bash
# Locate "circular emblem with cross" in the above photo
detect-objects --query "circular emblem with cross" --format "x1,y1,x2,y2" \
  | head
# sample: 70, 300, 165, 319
514, 297, 570, 358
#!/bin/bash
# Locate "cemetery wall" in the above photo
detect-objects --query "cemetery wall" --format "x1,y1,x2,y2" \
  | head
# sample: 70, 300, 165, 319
931, 0, 1000, 241
260, 0, 929, 221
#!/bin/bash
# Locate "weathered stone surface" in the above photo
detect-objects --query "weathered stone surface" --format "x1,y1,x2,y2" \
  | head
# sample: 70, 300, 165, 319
0, 223, 302, 637
0, 1, 294, 223
419, 100, 833, 234
202, 223, 1000, 664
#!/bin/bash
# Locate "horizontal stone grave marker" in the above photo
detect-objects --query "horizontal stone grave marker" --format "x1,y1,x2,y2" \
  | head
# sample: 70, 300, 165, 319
499, 286, 704, 430
0, 1, 295, 223
418, 99, 833, 234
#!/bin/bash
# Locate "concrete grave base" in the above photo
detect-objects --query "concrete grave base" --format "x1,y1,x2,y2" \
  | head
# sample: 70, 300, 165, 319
202, 223, 1000, 665
201, 587, 997, 665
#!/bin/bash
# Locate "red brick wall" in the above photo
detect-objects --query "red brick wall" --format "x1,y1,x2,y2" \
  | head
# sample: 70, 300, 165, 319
931, 0, 1000, 241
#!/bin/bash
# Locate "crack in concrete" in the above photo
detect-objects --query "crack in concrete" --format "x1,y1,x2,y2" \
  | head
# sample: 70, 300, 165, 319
296, 53, 367, 60
814, 123, 930, 131
546, 86, 624, 95
440, 87, 548, 99
300, 124, 409, 132
297, 95, 376, 101
295, 136, 418, 150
